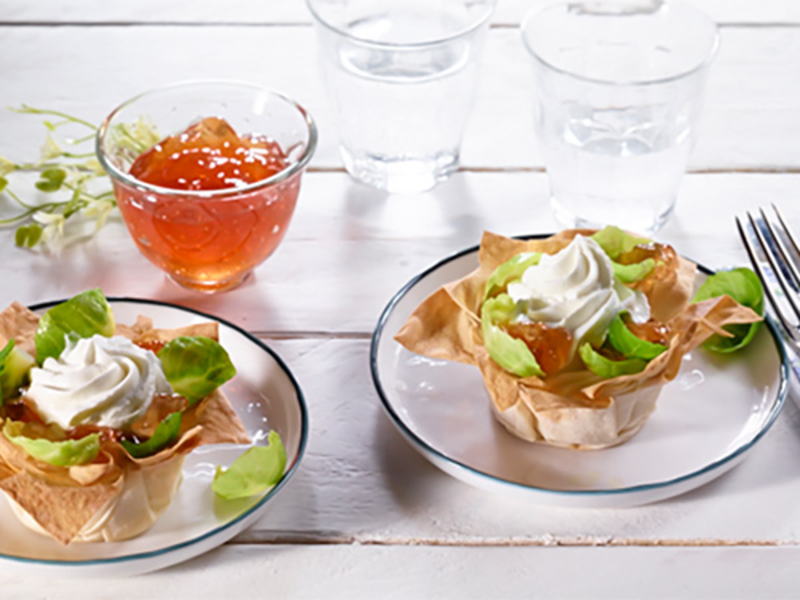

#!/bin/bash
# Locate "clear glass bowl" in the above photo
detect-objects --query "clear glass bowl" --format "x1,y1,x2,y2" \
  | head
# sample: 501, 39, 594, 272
96, 80, 317, 293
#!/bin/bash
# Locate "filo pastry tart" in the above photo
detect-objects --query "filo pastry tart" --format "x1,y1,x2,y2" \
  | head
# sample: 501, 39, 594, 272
395, 228, 763, 450
0, 294, 250, 545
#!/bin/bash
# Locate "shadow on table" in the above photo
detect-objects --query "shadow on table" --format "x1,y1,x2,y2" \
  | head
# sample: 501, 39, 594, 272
340, 173, 486, 249
23, 231, 282, 332
175, 267, 281, 327
373, 408, 463, 513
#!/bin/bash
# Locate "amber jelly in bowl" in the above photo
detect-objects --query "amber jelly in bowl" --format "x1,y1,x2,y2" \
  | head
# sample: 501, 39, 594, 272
97, 80, 317, 293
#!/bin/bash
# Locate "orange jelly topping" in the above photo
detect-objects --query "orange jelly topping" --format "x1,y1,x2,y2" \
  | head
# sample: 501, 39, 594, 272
617, 242, 675, 267
117, 116, 301, 292
135, 340, 167, 355
617, 241, 679, 295
130, 117, 288, 190
624, 316, 671, 346
503, 322, 573, 376
2, 397, 43, 424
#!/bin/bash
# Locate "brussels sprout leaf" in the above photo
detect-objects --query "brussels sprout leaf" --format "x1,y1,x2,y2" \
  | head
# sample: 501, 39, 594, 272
692, 268, 764, 353
611, 258, 656, 284
3, 420, 100, 467
579, 343, 648, 379
591, 226, 651, 260
0, 340, 36, 403
120, 412, 182, 459
484, 252, 541, 300
0, 340, 12, 405
34, 288, 115, 364
481, 294, 544, 378
212, 431, 287, 500
158, 336, 236, 405
607, 313, 667, 360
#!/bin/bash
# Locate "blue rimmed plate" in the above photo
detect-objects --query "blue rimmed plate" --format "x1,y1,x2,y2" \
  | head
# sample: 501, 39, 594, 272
371, 238, 788, 508
0, 298, 308, 576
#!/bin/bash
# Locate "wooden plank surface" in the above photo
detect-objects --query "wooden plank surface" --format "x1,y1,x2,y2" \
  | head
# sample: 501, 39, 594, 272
226, 338, 800, 545
0, 26, 798, 171
1, 171, 796, 333
3, 0, 800, 25
1, 0, 800, 594
3, 544, 800, 599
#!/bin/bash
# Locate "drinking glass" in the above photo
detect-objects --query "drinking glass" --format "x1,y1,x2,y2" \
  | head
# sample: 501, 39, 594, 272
522, 0, 719, 234
307, 0, 495, 194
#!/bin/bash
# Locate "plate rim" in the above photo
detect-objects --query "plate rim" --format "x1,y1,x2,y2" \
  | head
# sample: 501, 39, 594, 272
0, 296, 309, 568
370, 235, 790, 499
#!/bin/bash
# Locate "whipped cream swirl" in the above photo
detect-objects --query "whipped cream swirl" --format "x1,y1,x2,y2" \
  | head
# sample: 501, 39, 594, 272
27, 335, 173, 430
506, 235, 650, 356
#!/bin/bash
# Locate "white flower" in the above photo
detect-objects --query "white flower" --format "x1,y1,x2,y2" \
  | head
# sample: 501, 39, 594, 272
40, 134, 63, 162
83, 158, 106, 176
83, 199, 114, 231
33, 211, 64, 227
33, 211, 66, 252
0, 156, 16, 177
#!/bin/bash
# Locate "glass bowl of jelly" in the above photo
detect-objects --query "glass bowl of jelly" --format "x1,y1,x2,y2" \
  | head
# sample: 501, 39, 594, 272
96, 80, 317, 292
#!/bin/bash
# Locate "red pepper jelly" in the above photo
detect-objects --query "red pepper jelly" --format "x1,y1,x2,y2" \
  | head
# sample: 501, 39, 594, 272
114, 116, 301, 292
129, 117, 288, 190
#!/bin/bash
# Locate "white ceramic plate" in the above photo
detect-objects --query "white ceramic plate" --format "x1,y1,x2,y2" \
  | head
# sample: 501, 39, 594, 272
0, 299, 308, 576
371, 239, 789, 508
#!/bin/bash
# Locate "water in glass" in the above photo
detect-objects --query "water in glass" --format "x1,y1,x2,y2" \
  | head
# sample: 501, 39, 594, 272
310, 1, 493, 193
543, 103, 693, 234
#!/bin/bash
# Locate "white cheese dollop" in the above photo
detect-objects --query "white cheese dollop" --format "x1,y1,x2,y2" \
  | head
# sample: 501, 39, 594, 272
506, 235, 650, 357
27, 335, 173, 430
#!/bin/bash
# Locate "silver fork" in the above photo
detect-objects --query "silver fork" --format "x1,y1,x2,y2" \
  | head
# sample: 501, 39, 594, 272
736, 204, 800, 344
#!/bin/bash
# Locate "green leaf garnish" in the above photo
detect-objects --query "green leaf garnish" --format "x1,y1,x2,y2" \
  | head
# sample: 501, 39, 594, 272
121, 412, 182, 459
0, 340, 35, 403
0, 105, 159, 251
34, 168, 66, 193
611, 258, 656, 284
691, 268, 764, 353
158, 336, 236, 405
591, 226, 651, 260
607, 313, 667, 360
0, 341, 13, 373
589, 226, 656, 284
212, 431, 287, 500
15, 223, 43, 248
0, 340, 13, 406
3, 421, 100, 467
579, 343, 648, 379
481, 294, 544, 378
34, 288, 115, 364
484, 252, 542, 300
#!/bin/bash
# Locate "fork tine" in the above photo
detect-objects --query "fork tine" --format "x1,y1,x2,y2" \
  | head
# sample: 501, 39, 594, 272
771, 202, 800, 272
760, 206, 800, 292
736, 214, 800, 344
746, 211, 800, 322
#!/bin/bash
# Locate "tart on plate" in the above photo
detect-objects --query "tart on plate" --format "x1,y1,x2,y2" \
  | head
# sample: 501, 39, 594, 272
395, 228, 763, 449
0, 289, 286, 545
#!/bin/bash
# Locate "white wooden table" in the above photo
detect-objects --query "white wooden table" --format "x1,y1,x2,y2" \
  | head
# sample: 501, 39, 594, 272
2, 1, 800, 597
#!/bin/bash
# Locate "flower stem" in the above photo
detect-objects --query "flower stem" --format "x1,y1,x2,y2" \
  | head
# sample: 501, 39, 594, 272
10, 105, 97, 130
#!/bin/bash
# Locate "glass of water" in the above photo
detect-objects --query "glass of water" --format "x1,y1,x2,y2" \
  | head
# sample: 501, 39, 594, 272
522, 0, 719, 234
307, 0, 495, 194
